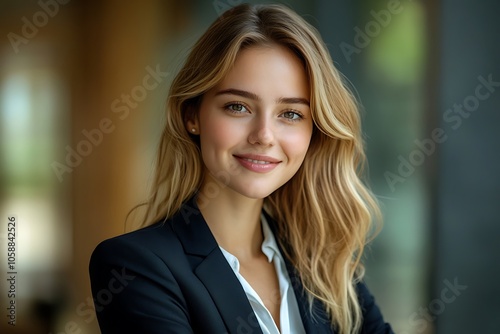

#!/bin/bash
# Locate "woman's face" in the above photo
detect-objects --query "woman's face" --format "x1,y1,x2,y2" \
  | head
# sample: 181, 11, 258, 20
190, 45, 313, 199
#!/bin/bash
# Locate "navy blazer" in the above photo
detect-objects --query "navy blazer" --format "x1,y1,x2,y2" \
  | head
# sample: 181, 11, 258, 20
89, 196, 393, 333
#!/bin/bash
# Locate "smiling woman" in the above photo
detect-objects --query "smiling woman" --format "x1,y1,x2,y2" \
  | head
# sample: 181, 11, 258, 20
89, 3, 394, 334
189, 45, 313, 200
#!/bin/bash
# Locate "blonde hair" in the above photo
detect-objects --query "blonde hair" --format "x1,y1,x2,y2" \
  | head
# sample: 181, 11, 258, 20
135, 4, 381, 333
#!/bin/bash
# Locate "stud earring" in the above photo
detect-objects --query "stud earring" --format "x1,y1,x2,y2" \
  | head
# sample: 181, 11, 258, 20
191, 128, 196, 133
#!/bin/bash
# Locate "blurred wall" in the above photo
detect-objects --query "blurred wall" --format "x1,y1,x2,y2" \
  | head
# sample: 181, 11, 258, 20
435, 0, 500, 333
1, 1, 182, 333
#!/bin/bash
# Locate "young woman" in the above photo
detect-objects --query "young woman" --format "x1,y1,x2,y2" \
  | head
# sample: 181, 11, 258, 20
90, 4, 394, 334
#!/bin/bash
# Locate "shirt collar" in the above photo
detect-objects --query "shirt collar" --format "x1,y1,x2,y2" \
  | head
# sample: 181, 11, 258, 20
260, 213, 280, 263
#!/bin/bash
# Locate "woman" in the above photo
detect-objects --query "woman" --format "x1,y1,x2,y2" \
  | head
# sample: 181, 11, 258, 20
89, 3, 394, 334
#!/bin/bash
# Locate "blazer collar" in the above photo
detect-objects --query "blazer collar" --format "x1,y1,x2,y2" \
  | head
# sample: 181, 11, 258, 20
170, 196, 334, 334
169, 195, 217, 256
170, 196, 263, 334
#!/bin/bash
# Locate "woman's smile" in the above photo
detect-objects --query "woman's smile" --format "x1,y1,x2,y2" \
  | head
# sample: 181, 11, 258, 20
188, 44, 313, 199
233, 154, 282, 173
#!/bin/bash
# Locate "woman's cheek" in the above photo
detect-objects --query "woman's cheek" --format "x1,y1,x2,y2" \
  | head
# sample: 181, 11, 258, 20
204, 115, 243, 149
282, 129, 312, 160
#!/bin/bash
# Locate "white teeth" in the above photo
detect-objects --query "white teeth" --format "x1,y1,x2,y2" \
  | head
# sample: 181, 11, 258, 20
244, 158, 271, 164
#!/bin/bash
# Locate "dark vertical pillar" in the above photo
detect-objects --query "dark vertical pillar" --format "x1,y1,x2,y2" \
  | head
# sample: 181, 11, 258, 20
436, 0, 500, 333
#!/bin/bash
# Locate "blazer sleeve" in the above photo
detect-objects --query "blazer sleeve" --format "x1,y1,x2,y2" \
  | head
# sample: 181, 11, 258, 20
357, 282, 395, 334
89, 237, 194, 334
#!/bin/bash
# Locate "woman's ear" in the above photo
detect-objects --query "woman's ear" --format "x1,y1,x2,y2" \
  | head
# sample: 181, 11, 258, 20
185, 104, 200, 135
186, 121, 200, 135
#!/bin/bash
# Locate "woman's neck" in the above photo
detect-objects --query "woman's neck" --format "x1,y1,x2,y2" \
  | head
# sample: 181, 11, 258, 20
196, 178, 264, 261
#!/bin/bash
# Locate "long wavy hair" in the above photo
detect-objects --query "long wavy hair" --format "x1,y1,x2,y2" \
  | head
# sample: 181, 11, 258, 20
133, 4, 381, 333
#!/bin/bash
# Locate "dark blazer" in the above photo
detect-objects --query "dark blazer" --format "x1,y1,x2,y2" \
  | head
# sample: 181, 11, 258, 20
89, 196, 393, 333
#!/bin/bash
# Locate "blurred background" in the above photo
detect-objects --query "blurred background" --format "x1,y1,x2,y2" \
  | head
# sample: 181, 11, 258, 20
0, 0, 498, 333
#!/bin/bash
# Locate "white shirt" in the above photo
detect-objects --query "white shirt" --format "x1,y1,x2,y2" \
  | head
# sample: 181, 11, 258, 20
219, 214, 306, 334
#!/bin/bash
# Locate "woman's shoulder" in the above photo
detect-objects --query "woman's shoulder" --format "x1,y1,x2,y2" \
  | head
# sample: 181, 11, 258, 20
90, 219, 183, 269
355, 281, 394, 334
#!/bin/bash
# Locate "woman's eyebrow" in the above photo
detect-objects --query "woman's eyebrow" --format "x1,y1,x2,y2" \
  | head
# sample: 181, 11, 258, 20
277, 97, 310, 107
215, 88, 310, 106
215, 88, 260, 100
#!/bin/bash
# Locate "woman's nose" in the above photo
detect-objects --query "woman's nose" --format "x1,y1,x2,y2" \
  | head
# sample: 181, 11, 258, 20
247, 117, 275, 146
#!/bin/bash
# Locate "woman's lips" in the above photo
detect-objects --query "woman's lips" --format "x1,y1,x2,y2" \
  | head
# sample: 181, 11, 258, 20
233, 154, 281, 173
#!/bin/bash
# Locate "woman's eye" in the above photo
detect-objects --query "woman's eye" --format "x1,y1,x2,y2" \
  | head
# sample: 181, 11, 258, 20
282, 111, 303, 121
226, 103, 248, 113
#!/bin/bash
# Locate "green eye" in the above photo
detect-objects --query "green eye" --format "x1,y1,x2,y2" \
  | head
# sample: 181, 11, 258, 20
231, 104, 244, 111
225, 103, 248, 113
282, 111, 302, 121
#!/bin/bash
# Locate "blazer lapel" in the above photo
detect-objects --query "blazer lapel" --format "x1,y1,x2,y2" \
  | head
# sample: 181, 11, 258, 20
263, 211, 336, 334
286, 265, 336, 334
195, 252, 263, 334
171, 196, 263, 334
